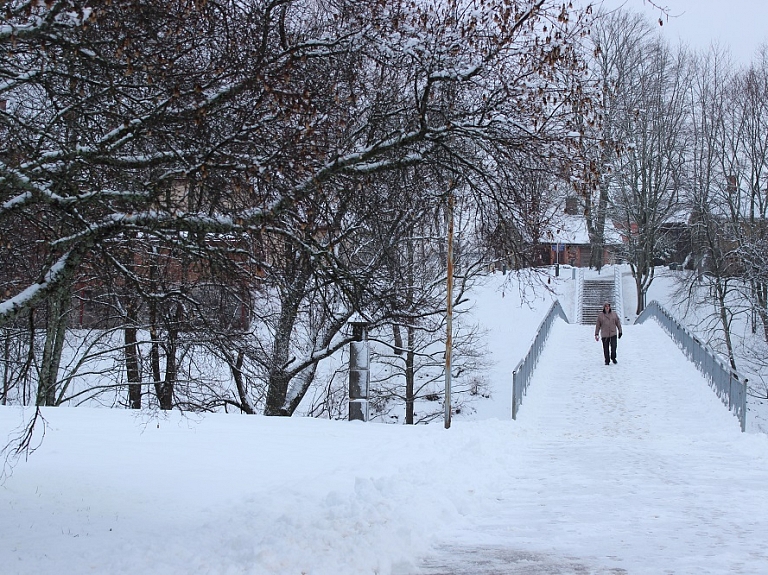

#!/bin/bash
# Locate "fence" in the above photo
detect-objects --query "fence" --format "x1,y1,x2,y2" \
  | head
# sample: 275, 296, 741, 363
512, 300, 569, 420
635, 300, 748, 432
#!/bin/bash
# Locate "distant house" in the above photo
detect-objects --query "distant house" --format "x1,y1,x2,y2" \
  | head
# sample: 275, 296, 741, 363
541, 197, 623, 267
688, 213, 768, 276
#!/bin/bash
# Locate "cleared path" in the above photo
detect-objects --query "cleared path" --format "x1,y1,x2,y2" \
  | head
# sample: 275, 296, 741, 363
409, 320, 768, 575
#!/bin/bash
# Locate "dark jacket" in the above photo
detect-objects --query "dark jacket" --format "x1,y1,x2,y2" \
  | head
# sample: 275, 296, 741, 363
595, 309, 622, 339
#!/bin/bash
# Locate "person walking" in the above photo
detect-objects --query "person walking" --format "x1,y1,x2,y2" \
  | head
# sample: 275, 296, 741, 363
595, 301, 622, 365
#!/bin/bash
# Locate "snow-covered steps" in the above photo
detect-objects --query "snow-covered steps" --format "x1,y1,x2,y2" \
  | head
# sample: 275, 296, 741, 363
581, 278, 615, 325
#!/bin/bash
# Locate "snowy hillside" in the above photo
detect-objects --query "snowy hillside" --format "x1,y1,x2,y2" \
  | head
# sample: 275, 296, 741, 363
2, 267, 768, 575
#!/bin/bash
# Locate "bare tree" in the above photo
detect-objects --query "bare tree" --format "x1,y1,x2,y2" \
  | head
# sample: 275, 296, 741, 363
733, 49, 768, 346
675, 47, 744, 369
583, 9, 653, 270
0, 0, 598, 427
609, 35, 690, 314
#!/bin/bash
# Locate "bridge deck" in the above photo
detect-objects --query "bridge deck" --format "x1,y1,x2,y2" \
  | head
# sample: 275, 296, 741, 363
411, 321, 767, 574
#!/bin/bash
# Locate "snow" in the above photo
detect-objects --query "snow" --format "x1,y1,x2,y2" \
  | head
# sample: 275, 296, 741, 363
419, 320, 768, 574
457, 270, 572, 421
347, 312, 370, 325
627, 266, 768, 433
0, 250, 72, 317
545, 214, 623, 246
2, 269, 768, 574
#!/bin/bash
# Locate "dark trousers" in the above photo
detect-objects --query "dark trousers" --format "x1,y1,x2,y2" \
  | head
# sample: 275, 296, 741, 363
602, 335, 617, 363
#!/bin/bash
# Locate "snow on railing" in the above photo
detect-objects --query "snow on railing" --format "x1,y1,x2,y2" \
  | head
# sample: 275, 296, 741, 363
613, 265, 624, 320
575, 267, 584, 324
635, 301, 748, 432
512, 300, 569, 420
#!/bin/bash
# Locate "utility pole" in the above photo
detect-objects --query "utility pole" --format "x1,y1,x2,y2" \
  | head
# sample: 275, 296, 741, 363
444, 192, 454, 429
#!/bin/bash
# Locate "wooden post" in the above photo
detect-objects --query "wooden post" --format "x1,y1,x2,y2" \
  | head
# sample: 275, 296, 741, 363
445, 192, 454, 429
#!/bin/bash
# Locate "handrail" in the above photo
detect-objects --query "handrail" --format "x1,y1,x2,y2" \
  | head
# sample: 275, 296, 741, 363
575, 267, 584, 324
512, 300, 569, 419
613, 265, 624, 320
635, 300, 748, 432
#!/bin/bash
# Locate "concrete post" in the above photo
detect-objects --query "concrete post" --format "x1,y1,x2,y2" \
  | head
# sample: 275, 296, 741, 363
348, 313, 370, 421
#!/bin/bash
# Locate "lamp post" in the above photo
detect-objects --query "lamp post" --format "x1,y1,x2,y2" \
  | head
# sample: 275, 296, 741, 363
348, 313, 370, 422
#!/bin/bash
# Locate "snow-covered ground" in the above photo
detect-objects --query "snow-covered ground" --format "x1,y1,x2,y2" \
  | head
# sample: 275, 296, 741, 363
2, 267, 767, 575
455, 267, 576, 421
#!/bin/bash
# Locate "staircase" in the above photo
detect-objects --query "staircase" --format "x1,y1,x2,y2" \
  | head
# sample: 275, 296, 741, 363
581, 278, 615, 325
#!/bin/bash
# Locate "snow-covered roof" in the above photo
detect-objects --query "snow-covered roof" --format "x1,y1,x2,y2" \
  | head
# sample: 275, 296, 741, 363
347, 312, 371, 325
664, 209, 692, 224
543, 214, 622, 246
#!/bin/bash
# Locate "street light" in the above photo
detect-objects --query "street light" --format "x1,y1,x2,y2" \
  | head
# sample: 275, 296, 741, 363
348, 313, 370, 422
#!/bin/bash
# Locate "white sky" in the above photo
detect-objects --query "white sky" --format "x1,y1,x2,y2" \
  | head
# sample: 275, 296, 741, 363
591, 0, 768, 65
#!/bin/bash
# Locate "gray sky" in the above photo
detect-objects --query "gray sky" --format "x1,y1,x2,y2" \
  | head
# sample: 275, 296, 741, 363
590, 0, 768, 65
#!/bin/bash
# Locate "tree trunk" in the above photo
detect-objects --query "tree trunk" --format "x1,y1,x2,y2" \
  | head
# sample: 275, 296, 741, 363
125, 302, 142, 409
149, 303, 173, 410
589, 170, 610, 270
2, 329, 9, 406
715, 282, 738, 371
404, 234, 415, 424
265, 370, 291, 416
157, 304, 182, 411
160, 340, 176, 411
393, 324, 403, 355
264, 267, 308, 416
405, 324, 415, 424
23, 311, 35, 405
285, 364, 320, 416
632, 255, 655, 316
230, 350, 255, 414
633, 265, 649, 316
754, 282, 768, 346
37, 289, 69, 406
264, 307, 298, 416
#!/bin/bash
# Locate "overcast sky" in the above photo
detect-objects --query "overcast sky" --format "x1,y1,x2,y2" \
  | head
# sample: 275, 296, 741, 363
589, 0, 768, 65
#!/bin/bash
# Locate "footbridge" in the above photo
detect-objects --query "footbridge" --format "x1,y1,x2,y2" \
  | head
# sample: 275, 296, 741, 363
411, 286, 763, 575
513, 272, 748, 432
